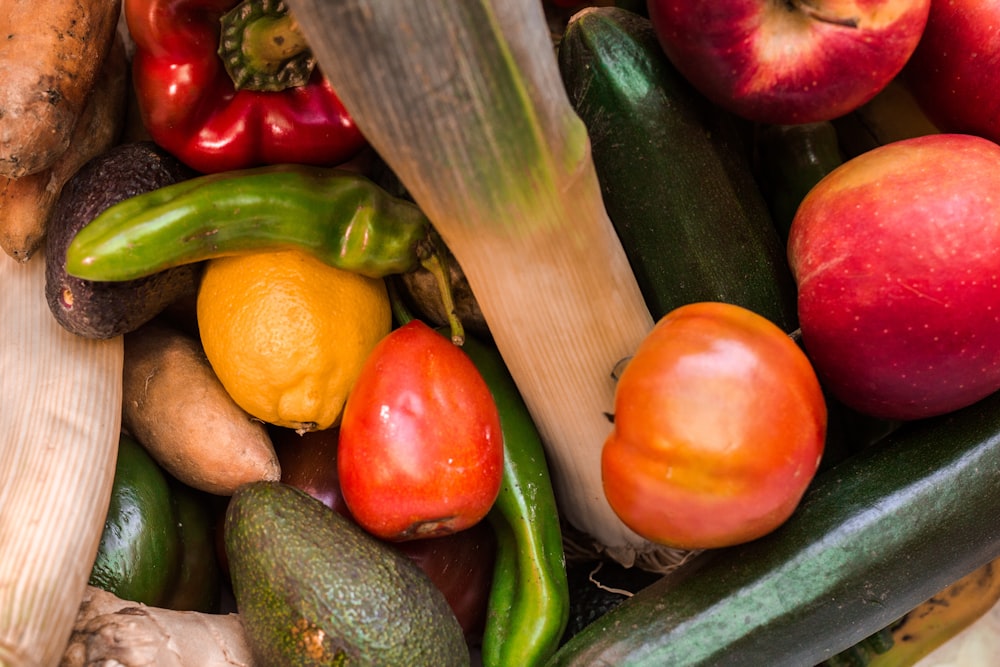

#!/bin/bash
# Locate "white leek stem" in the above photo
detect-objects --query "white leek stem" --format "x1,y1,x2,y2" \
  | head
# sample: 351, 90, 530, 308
287, 0, 683, 566
0, 252, 123, 666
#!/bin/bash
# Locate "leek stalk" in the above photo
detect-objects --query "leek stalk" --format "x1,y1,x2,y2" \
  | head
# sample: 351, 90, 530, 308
0, 252, 123, 666
285, 0, 685, 568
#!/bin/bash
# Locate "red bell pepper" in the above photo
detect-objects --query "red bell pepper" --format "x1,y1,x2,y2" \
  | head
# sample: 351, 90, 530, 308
124, 0, 367, 173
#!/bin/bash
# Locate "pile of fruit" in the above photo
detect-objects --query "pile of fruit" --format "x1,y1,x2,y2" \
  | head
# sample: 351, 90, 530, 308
4, 0, 1000, 665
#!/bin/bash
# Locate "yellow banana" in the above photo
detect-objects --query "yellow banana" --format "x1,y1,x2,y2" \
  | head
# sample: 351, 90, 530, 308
868, 557, 1000, 667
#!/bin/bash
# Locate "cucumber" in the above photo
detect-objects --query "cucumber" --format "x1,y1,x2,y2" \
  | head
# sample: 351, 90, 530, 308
557, 7, 798, 331
548, 389, 1000, 666
89, 434, 222, 611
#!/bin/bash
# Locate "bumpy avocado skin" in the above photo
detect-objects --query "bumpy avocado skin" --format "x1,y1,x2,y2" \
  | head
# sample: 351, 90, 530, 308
225, 482, 470, 667
44, 141, 201, 339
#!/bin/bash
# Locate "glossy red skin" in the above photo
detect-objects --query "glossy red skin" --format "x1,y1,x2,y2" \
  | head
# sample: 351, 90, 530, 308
395, 521, 497, 642
272, 426, 353, 519
270, 425, 497, 639
905, 1, 1000, 143
124, 0, 367, 173
338, 320, 504, 541
646, 0, 930, 124
789, 134, 1000, 420
602, 302, 826, 550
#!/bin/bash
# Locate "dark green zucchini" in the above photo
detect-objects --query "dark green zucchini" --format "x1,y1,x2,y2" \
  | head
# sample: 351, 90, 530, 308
753, 121, 844, 243
557, 7, 798, 331
548, 389, 1000, 666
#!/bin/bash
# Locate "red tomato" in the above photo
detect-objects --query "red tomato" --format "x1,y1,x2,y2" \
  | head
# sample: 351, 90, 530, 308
338, 320, 504, 541
602, 302, 827, 550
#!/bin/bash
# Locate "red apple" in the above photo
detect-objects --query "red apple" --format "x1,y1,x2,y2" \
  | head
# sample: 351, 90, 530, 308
905, 1, 1000, 143
788, 133, 1000, 421
646, 0, 930, 124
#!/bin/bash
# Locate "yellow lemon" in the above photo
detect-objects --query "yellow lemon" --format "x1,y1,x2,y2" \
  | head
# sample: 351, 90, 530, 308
196, 249, 391, 432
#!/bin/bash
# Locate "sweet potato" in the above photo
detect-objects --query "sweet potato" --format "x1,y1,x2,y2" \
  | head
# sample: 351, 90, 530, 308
122, 320, 281, 496
0, 0, 122, 178
0, 33, 128, 262
61, 586, 253, 667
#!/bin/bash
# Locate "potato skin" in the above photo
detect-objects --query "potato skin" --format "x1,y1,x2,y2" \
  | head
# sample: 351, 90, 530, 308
0, 33, 128, 262
0, 0, 122, 177
122, 321, 281, 496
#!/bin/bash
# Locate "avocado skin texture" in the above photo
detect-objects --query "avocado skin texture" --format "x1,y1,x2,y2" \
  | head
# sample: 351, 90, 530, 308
89, 433, 181, 606
44, 141, 201, 339
225, 481, 470, 667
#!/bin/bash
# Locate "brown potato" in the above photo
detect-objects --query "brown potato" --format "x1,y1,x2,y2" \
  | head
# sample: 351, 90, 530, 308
398, 237, 491, 339
0, 0, 121, 177
122, 320, 281, 495
0, 33, 128, 262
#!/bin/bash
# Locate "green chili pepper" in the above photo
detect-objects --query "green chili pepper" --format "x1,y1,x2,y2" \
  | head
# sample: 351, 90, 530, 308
64, 164, 435, 282
387, 271, 568, 665
65, 163, 467, 342
461, 336, 570, 667
388, 281, 570, 667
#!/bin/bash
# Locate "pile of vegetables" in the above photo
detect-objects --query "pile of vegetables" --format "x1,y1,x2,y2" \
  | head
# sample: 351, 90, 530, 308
4, 0, 1000, 665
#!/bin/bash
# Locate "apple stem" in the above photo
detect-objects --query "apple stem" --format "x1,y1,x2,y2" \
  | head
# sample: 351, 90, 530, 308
791, 0, 860, 28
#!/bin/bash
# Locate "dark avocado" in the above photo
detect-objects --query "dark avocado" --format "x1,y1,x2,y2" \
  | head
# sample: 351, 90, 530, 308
45, 141, 201, 339
225, 481, 470, 666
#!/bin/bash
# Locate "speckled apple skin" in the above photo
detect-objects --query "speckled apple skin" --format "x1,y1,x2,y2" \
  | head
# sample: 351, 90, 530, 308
906, 1, 1000, 144
788, 134, 1000, 420
647, 0, 931, 124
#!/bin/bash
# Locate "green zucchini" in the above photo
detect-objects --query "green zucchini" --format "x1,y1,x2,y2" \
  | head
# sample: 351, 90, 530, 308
547, 389, 1000, 666
557, 6, 798, 331
753, 121, 844, 243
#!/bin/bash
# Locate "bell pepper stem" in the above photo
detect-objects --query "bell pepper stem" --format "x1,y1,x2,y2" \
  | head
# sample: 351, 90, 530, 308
219, 0, 315, 91
243, 15, 310, 65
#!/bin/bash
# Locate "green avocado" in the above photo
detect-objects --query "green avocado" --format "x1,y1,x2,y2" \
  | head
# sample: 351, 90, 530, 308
225, 481, 469, 666
89, 434, 181, 606
89, 433, 222, 611
161, 479, 222, 612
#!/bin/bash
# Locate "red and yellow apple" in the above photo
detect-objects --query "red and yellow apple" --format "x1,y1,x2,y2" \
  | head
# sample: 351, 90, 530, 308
646, 0, 931, 125
905, 1, 1000, 143
788, 133, 1000, 421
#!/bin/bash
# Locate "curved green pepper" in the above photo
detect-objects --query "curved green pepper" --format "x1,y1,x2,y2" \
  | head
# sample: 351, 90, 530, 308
460, 335, 570, 667
65, 164, 465, 342
65, 165, 433, 281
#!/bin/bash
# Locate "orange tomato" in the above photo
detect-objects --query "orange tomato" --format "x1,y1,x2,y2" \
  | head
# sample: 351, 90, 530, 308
602, 302, 827, 550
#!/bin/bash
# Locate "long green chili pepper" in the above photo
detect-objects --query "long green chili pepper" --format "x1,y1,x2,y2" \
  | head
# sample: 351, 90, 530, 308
387, 276, 569, 666
65, 163, 466, 342
65, 164, 434, 281
462, 336, 570, 667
